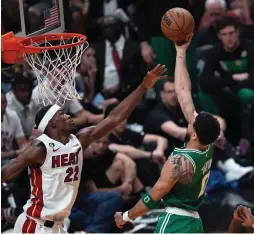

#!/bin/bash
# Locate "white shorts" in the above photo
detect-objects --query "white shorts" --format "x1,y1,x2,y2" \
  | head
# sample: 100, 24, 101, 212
14, 212, 67, 233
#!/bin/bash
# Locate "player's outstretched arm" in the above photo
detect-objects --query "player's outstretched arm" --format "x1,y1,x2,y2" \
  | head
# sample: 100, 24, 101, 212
114, 154, 194, 229
78, 64, 167, 149
174, 37, 197, 123
1, 140, 46, 182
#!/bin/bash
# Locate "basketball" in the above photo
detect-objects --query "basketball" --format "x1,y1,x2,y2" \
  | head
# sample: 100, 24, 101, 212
161, 8, 195, 42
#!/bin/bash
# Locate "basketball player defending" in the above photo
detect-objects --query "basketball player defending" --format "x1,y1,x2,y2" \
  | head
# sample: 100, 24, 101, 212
114, 37, 221, 233
1, 64, 167, 233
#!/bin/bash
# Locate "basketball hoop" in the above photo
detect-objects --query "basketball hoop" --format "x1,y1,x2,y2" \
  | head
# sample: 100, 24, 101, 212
1, 32, 89, 106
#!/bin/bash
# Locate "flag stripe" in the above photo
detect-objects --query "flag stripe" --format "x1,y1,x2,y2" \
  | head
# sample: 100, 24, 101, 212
44, 7, 59, 28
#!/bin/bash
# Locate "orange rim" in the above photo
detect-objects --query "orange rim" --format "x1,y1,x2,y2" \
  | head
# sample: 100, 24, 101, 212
1, 32, 88, 64
19, 33, 87, 53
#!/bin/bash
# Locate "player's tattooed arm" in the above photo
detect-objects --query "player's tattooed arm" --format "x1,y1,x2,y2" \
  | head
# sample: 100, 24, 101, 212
169, 154, 194, 184
1, 140, 46, 182
127, 154, 194, 220
174, 38, 197, 123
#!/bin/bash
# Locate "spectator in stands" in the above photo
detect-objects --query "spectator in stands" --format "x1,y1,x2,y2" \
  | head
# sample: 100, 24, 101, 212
6, 73, 38, 138
32, 70, 103, 129
1, 90, 27, 166
69, 191, 122, 233
92, 15, 147, 101
144, 79, 253, 182
144, 78, 187, 153
70, 0, 88, 34
83, 0, 135, 42
82, 134, 145, 197
198, 16, 254, 156
197, 0, 227, 50
104, 103, 167, 186
77, 47, 98, 102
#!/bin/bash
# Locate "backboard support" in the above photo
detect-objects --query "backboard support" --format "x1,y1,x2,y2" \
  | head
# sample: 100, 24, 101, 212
1, 0, 65, 37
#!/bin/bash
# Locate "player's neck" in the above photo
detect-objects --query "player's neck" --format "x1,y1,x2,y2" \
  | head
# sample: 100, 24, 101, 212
186, 141, 208, 151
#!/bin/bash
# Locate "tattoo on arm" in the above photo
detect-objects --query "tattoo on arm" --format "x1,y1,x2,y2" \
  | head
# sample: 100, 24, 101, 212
169, 155, 194, 184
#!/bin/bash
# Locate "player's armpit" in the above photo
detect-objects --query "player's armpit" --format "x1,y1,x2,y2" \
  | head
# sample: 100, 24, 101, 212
1, 140, 46, 182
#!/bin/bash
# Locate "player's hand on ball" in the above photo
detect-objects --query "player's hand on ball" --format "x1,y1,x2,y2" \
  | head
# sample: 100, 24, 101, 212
114, 212, 126, 229
174, 34, 194, 52
142, 64, 167, 89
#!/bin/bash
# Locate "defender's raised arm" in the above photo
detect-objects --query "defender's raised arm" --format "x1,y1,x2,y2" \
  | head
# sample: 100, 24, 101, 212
78, 64, 167, 149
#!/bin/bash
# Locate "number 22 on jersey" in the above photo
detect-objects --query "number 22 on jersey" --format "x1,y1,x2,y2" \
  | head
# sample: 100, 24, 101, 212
64, 166, 79, 182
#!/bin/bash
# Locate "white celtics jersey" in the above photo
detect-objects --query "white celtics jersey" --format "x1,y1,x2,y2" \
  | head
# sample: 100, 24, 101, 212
23, 133, 83, 221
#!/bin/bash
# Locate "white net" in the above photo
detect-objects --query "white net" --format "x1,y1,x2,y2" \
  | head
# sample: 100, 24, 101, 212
23, 35, 89, 106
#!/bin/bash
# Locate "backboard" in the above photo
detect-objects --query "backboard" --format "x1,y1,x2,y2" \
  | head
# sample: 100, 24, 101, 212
1, 0, 65, 37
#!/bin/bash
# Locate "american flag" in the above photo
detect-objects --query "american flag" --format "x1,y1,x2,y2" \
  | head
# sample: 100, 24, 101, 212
44, 6, 59, 28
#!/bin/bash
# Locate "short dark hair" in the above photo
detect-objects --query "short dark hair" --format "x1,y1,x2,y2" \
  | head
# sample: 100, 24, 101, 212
193, 112, 220, 145
215, 15, 239, 33
104, 103, 119, 118
34, 105, 53, 129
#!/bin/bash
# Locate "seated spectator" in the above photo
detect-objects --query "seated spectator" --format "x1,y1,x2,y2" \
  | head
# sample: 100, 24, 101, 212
69, 191, 122, 233
144, 78, 187, 153
83, 0, 136, 43
144, 79, 253, 182
32, 69, 103, 129
104, 103, 168, 186
70, 0, 88, 34
92, 15, 147, 102
197, 0, 227, 50
1, 90, 27, 166
6, 73, 38, 138
198, 16, 254, 156
76, 47, 98, 102
197, 0, 254, 54
82, 135, 145, 197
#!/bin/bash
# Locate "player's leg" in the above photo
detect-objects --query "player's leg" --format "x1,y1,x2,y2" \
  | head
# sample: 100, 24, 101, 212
14, 213, 37, 233
154, 213, 204, 233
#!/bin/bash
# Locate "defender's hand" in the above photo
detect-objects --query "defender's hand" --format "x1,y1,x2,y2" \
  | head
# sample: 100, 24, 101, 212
114, 212, 126, 229
142, 64, 167, 89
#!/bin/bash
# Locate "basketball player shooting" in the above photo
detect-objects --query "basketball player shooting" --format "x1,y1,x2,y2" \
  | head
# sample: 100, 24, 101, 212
1, 64, 167, 233
114, 37, 221, 233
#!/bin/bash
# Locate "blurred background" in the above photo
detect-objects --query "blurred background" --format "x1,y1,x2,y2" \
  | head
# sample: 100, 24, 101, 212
1, 0, 254, 233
